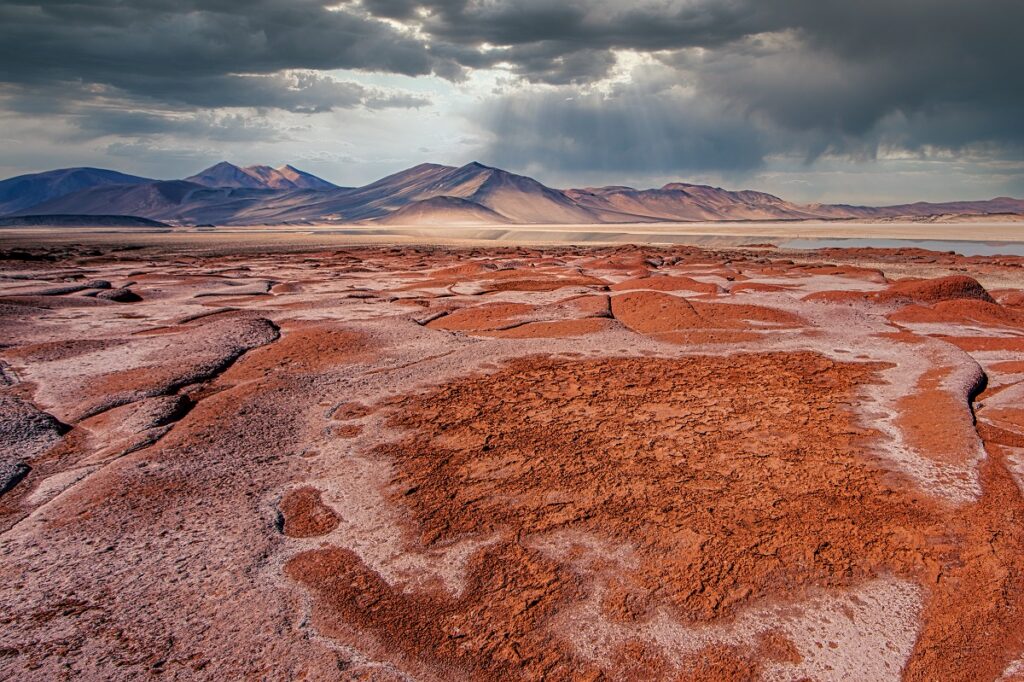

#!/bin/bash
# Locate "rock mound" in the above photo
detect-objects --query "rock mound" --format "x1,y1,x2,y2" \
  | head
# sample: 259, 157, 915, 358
878, 275, 994, 304
610, 291, 703, 333
0, 394, 68, 495
610, 291, 801, 334
96, 287, 141, 302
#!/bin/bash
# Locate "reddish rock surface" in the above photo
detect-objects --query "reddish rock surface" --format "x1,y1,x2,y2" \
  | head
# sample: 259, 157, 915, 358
878, 275, 996, 304
279, 486, 341, 538
2, 238, 1024, 680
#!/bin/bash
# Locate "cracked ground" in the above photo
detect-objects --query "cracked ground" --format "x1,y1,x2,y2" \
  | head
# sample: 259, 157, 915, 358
2, 238, 1024, 680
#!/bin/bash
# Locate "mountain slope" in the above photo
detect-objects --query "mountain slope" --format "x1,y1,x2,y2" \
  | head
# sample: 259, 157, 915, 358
185, 162, 265, 189
176, 163, 470, 224
185, 162, 338, 190
0, 167, 153, 215
435, 162, 604, 223
239, 161, 603, 223
0, 214, 170, 227
20, 181, 293, 225
22, 181, 205, 219
373, 196, 510, 225
305, 163, 460, 220
567, 183, 825, 221
274, 164, 338, 190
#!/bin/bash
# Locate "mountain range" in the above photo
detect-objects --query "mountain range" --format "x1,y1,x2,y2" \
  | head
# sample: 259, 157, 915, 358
1, 161, 1022, 227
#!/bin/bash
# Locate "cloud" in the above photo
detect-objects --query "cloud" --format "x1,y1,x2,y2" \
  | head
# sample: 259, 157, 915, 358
1, 0, 1022, 200
475, 74, 767, 177
661, 15, 1024, 154
0, 0, 445, 116
108, 71, 431, 114
4, 0, 1020, 157
70, 111, 287, 143
0, 1, 441, 84
0, 71, 429, 145
409, 0, 1024, 160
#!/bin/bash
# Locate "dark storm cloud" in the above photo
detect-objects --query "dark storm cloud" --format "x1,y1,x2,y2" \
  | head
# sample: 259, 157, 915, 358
478, 79, 766, 175
337, 0, 764, 84
416, 0, 767, 53
0, 0, 436, 80
2, 0, 1022, 183
424, 0, 1024, 173
0, 0, 447, 113
5, 0, 1020, 143
658, 1, 1024, 151
491, 45, 619, 85
0, 72, 427, 144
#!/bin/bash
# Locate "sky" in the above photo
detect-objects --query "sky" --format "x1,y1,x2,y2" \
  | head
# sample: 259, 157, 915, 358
1, 0, 1022, 205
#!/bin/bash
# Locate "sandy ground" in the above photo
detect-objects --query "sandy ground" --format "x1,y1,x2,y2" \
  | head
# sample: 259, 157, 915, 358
2, 231, 1024, 680
316, 219, 1024, 244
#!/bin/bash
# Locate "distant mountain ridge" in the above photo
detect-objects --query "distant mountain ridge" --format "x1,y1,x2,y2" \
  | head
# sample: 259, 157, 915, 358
565, 183, 823, 222
2, 161, 1022, 227
0, 214, 169, 228
0, 167, 153, 216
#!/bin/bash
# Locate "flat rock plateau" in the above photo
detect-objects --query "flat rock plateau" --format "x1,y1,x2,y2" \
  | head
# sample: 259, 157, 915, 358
3, 236, 1024, 681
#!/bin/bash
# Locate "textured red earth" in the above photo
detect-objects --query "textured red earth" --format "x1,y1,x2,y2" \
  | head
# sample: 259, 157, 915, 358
2, 239, 1024, 680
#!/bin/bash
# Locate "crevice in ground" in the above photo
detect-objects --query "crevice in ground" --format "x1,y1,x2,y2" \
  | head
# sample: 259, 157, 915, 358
0, 325, 284, 539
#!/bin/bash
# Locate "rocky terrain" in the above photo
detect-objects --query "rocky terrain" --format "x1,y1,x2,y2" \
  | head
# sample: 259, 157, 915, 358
2, 237, 1024, 680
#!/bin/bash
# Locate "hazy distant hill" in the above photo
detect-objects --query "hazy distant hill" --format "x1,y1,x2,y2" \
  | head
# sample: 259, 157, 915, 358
21, 180, 327, 226
565, 183, 823, 222
17, 160, 342, 224
3, 160, 1023, 226
875, 197, 1024, 218
0, 167, 153, 215
0, 214, 169, 227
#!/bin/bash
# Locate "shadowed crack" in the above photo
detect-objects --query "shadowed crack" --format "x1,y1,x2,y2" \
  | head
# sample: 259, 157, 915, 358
73, 318, 281, 421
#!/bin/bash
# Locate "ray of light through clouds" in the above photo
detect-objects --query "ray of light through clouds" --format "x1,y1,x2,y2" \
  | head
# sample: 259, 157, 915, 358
0, 0, 1021, 202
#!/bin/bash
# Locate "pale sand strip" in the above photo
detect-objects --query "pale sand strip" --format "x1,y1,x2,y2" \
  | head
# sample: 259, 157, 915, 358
2, 220, 1023, 249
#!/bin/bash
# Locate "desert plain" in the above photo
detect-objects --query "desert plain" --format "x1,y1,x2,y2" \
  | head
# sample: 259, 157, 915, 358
2, 224, 1024, 681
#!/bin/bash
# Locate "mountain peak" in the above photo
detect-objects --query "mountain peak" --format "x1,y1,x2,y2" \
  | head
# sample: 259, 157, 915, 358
185, 162, 263, 189
185, 162, 336, 190
406, 162, 453, 172
202, 161, 248, 176
272, 164, 338, 190
661, 182, 709, 191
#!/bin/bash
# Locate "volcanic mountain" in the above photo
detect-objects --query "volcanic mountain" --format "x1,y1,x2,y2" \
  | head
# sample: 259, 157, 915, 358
0, 167, 153, 215
326, 161, 602, 223
3, 160, 1023, 226
16, 163, 345, 225
185, 162, 338, 190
